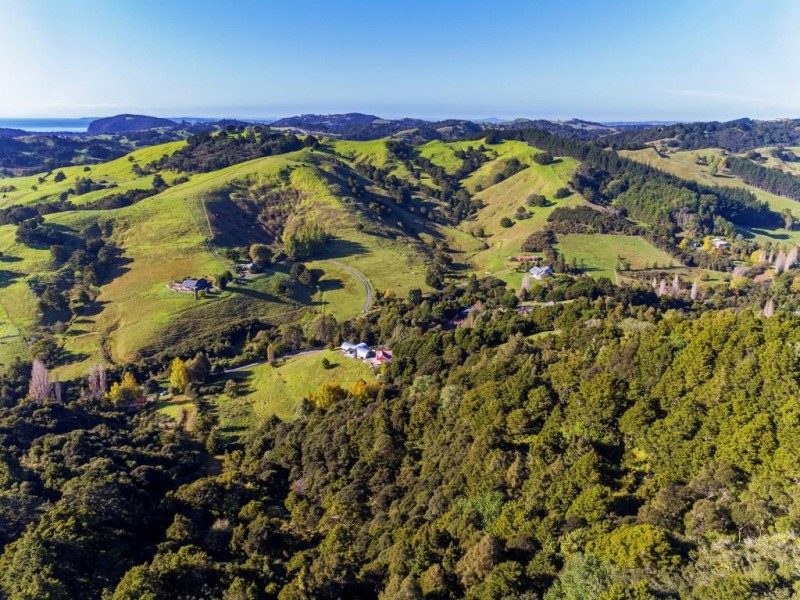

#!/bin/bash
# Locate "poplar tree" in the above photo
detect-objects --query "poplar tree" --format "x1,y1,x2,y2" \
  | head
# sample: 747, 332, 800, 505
169, 358, 190, 393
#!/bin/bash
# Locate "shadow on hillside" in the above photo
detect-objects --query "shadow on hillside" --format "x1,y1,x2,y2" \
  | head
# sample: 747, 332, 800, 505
204, 192, 273, 248
102, 249, 133, 283
79, 300, 109, 318
60, 349, 90, 364
0, 270, 24, 288
222, 371, 258, 397
318, 277, 344, 292
320, 237, 368, 259
748, 228, 789, 240
227, 285, 275, 302
0, 255, 22, 263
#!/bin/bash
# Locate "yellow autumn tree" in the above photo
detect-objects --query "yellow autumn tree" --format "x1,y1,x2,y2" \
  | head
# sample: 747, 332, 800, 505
169, 357, 189, 393
310, 382, 346, 408
108, 372, 143, 408
348, 379, 379, 402
349, 379, 370, 401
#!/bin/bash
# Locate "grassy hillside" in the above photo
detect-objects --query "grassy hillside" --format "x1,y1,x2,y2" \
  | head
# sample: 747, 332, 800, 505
752, 146, 800, 176
329, 138, 686, 289
0, 141, 186, 208
556, 234, 679, 279
215, 349, 374, 435
4, 133, 772, 378
330, 138, 415, 180
0, 140, 435, 376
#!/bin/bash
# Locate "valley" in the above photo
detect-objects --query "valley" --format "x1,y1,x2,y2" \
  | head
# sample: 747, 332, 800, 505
3, 112, 800, 599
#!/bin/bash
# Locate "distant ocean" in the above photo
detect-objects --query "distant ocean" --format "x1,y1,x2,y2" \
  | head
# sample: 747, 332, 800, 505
0, 118, 94, 132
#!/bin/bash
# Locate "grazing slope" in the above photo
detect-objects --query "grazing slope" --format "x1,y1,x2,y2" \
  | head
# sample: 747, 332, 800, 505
217, 349, 374, 430
0, 140, 436, 374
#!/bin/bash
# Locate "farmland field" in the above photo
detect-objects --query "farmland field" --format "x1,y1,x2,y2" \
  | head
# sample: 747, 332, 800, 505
214, 349, 375, 436
555, 234, 681, 279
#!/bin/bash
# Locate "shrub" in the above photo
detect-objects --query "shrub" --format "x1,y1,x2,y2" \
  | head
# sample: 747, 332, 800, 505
521, 230, 555, 252
526, 193, 547, 207
249, 243, 273, 268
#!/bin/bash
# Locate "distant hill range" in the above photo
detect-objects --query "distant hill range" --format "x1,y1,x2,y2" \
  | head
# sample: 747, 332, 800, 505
603, 117, 800, 152
5, 112, 800, 173
270, 112, 483, 141
0, 128, 28, 138
491, 118, 621, 139
87, 114, 178, 135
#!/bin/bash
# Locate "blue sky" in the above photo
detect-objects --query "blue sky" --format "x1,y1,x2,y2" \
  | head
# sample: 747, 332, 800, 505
0, 0, 798, 121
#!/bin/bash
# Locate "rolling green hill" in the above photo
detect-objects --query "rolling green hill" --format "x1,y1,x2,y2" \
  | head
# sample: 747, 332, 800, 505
0, 140, 436, 375
2, 130, 784, 380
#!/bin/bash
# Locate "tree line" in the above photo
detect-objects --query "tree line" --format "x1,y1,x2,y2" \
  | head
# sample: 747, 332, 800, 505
726, 155, 800, 201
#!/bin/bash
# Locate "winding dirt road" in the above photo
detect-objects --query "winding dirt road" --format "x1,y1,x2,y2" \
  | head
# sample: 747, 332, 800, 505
324, 260, 373, 313
222, 348, 324, 374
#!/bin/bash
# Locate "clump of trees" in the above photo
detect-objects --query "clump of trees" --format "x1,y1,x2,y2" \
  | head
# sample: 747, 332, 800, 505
289, 261, 317, 287
526, 193, 547, 207
156, 128, 304, 173
521, 229, 555, 252
554, 186, 572, 199
547, 205, 638, 234
727, 155, 800, 200
248, 243, 273, 268
283, 223, 329, 259
491, 157, 529, 185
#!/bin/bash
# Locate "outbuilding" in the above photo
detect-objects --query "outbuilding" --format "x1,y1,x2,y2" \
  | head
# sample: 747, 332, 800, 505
180, 278, 212, 292
340, 341, 358, 354
354, 343, 373, 360
529, 266, 554, 280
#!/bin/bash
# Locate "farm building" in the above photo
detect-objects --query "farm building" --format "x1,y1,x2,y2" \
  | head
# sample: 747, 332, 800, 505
341, 341, 376, 360
355, 343, 373, 360
340, 341, 358, 354
711, 237, 730, 249
179, 278, 212, 293
529, 266, 554, 280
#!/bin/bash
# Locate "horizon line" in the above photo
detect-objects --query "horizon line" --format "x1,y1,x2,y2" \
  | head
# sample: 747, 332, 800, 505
1, 113, 797, 125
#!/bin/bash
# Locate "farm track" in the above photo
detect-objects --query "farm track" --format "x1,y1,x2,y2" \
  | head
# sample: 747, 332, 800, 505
323, 260, 373, 312
223, 348, 324, 374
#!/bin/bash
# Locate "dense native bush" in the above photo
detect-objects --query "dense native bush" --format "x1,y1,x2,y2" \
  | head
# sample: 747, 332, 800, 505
92, 302, 800, 599
546, 205, 639, 234
1, 268, 800, 597
157, 128, 304, 173
0, 396, 201, 600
